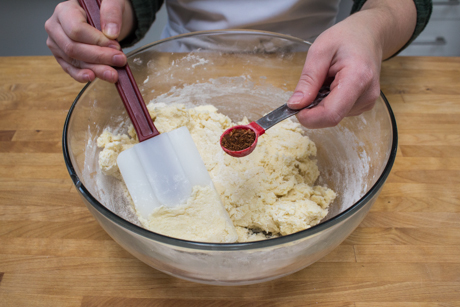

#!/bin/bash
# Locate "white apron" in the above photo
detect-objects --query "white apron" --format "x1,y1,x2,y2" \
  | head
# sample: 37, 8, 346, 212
161, 0, 341, 41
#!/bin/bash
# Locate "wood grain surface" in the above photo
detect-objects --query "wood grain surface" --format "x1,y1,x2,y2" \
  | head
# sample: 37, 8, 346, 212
0, 56, 459, 306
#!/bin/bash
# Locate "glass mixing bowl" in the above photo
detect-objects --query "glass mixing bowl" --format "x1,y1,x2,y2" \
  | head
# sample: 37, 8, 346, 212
63, 30, 397, 285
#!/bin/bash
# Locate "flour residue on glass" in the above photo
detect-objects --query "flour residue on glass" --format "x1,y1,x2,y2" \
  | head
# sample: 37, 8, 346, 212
87, 72, 372, 239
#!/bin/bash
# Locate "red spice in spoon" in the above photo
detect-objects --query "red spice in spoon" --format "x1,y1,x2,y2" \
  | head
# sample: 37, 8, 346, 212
221, 128, 256, 151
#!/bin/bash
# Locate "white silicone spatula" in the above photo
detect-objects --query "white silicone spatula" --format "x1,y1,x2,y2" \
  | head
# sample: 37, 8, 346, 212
117, 126, 213, 219
79, 0, 213, 220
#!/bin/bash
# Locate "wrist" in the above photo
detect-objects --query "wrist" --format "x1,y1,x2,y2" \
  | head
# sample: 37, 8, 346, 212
358, 0, 417, 59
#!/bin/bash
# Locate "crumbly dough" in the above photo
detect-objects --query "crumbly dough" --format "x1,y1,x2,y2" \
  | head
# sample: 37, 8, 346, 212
97, 103, 336, 242
97, 131, 136, 180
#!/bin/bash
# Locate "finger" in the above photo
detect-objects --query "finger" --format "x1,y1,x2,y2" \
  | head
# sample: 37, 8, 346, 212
85, 64, 119, 83
346, 84, 380, 117
287, 44, 333, 109
46, 34, 61, 57
48, 36, 95, 82
295, 68, 364, 128
347, 104, 375, 117
100, 0, 126, 39
59, 3, 121, 50
52, 21, 126, 67
61, 58, 119, 83
55, 56, 95, 83
49, 36, 119, 83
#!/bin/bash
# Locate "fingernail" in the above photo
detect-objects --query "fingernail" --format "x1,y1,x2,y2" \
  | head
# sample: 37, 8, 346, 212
83, 73, 91, 82
112, 54, 126, 66
104, 23, 119, 38
288, 92, 304, 106
103, 70, 115, 82
108, 43, 120, 50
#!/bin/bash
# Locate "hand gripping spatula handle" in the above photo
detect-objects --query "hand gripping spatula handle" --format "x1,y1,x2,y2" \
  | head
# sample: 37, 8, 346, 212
78, 0, 158, 142
79, 0, 213, 219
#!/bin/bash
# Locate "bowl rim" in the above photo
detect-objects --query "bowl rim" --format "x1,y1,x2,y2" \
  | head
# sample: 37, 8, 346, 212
62, 30, 398, 251
124, 29, 312, 56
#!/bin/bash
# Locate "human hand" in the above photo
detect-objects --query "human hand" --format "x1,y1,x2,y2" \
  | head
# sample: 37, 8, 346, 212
45, 0, 133, 83
287, 13, 383, 129
287, 0, 416, 129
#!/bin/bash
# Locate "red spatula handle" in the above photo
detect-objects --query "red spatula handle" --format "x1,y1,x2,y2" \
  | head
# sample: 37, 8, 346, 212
78, 0, 159, 142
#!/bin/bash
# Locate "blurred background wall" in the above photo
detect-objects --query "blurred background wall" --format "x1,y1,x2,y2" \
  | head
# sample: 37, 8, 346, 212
0, 0, 351, 56
1, 0, 459, 57
0, 0, 168, 56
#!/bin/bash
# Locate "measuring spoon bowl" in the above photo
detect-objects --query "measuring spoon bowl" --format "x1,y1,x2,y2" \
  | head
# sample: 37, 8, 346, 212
220, 85, 330, 157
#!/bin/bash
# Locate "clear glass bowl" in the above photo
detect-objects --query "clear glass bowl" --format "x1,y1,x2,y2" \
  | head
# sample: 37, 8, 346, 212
63, 30, 397, 285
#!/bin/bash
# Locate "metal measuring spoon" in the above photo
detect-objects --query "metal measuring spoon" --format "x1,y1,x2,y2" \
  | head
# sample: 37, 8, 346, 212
220, 85, 330, 157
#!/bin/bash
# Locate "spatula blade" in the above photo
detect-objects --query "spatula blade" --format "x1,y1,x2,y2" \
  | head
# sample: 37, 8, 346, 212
167, 126, 213, 188
117, 126, 219, 220
133, 133, 192, 207
117, 147, 161, 220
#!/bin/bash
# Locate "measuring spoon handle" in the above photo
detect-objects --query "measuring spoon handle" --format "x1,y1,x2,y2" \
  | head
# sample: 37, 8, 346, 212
255, 85, 330, 131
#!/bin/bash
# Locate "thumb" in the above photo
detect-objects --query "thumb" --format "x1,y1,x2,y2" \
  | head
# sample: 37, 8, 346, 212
287, 45, 332, 109
100, 0, 125, 39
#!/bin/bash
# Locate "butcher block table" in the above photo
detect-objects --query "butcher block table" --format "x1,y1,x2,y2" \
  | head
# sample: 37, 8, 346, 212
0, 56, 459, 306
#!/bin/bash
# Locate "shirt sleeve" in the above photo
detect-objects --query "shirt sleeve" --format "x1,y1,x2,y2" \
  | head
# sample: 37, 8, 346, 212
120, 0, 165, 48
351, 0, 433, 57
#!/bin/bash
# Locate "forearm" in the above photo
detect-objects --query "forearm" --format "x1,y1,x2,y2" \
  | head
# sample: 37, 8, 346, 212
358, 0, 417, 59
352, 0, 432, 59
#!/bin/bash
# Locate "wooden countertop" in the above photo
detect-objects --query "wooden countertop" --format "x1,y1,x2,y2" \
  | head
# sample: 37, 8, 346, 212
1, 56, 459, 306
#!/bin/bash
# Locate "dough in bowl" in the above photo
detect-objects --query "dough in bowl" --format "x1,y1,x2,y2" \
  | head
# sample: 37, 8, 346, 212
97, 99, 336, 243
